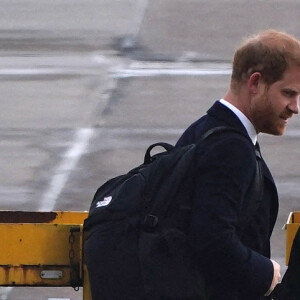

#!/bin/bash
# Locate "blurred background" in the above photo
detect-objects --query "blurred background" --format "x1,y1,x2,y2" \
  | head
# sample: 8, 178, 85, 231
1, 0, 300, 299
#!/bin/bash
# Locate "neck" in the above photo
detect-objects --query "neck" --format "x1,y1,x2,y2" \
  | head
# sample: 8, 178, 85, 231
223, 89, 251, 120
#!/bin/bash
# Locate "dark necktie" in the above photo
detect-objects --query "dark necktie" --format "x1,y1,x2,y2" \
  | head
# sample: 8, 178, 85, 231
255, 142, 262, 159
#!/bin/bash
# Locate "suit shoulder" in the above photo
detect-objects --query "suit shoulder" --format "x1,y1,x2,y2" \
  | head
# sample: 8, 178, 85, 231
197, 132, 257, 166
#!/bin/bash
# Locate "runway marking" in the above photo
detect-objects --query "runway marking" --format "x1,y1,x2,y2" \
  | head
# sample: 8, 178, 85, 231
0, 287, 13, 300
113, 61, 232, 78
115, 67, 232, 78
0, 60, 232, 78
39, 128, 94, 212
0, 51, 233, 80
0, 65, 232, 78
0, 68, 100, 76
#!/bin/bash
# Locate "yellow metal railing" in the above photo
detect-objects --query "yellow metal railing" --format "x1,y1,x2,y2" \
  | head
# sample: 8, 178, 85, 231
0, 211, 91, 300
285, 211, 300, 265
1, 210, 300, 300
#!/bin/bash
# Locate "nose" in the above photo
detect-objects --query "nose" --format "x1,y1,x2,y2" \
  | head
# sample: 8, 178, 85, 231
288, 96, 299, 115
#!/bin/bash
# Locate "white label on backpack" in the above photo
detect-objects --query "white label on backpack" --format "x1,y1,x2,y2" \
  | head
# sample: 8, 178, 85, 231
96, 196, 112, 208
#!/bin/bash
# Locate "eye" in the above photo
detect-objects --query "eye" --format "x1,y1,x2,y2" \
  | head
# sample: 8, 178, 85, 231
282, 89, 297, 97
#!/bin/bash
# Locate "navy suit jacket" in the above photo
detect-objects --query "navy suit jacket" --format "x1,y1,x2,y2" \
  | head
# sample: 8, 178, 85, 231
176, 101, 279, 300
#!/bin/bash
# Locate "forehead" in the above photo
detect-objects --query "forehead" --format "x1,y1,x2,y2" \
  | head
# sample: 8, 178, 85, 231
275, 65, 300, 92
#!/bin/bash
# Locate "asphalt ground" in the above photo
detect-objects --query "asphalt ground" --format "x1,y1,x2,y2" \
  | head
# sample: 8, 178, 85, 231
1, 1, 300, 299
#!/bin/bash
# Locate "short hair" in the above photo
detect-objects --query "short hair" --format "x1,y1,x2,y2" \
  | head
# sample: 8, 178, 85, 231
231, 30, 300, 87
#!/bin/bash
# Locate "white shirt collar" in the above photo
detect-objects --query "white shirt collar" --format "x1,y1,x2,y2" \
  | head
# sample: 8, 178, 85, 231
219, 99, 257, 145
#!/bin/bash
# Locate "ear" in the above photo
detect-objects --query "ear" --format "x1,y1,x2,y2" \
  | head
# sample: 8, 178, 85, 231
248, 72, 263, 94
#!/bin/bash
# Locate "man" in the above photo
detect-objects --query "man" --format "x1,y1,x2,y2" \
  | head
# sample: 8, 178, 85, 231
176, 30, 300, 299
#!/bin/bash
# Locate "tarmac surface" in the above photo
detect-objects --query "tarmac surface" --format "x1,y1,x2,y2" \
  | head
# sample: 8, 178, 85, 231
1, 0, 300, 299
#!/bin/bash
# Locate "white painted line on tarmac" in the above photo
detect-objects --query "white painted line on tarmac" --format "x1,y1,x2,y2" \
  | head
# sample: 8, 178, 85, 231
0, 66, 232, 78
0, 59, 232, 79
114, 60, 232, 78
0, 68, 101, 76
0, 68, 65, 75
115, 67, 232, 78
0, 287, 13, 300
39, 128, 94, 212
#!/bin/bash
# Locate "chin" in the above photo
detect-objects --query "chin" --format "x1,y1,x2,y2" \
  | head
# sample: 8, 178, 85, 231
261, 127, 286, 136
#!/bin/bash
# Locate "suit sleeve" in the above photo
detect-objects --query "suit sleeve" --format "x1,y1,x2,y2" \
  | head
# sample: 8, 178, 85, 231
190, 134, 273, 295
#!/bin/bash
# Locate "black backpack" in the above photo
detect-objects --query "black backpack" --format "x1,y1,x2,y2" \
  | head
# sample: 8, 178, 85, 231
84, 127, 263, 300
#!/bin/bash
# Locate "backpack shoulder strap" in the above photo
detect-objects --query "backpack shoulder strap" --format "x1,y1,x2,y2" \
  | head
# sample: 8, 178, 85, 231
196, 125, 250, 145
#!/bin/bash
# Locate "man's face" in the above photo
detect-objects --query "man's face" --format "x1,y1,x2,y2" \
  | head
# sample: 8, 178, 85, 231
251, 66, 300, 135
